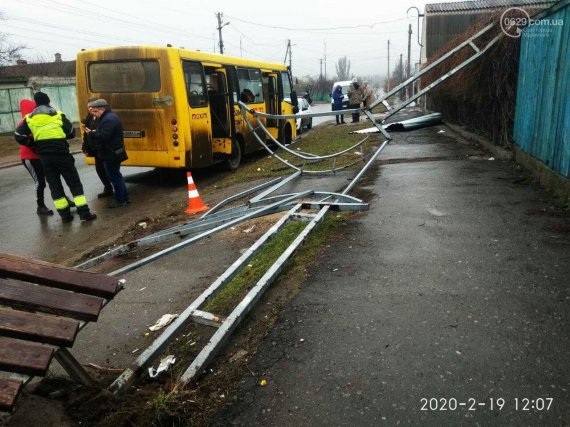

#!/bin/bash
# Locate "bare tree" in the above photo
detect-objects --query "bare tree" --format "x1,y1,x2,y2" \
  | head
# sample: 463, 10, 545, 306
335, 56, 351, 81
0, 12, 25, 66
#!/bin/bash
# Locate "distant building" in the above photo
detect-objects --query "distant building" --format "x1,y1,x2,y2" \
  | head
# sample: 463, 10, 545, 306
0, 54, 78, 133
421, 0, 555, 63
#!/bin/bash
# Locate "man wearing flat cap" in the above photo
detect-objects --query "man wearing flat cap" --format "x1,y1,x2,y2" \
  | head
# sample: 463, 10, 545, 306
84, 99, 129, 208
15, 92, 97, 223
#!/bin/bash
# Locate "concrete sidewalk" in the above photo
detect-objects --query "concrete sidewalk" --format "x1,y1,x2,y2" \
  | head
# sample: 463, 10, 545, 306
215, 123, 570, 425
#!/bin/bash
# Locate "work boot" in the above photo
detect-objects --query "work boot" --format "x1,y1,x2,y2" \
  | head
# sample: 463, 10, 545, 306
98, 187, 114, 199
77, 205, 97, 222
80, 212, 97, 222
59, 207, 74, 223
37, 205, 54, 215
107, 199, 128, 209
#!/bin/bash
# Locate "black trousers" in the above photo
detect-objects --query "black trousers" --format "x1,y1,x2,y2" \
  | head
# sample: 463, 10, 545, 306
40, 153, 85, 204
349, 103, 360, 122
333, 105, 344, 123
94, 156, 112, 190
22, 158, 47, 207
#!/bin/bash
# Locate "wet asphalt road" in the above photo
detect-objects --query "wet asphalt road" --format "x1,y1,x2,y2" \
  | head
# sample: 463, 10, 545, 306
0, 157, 191, 263
214, 123, 570, 425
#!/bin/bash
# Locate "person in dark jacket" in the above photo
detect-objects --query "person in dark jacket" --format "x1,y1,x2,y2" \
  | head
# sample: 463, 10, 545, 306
348, 78, 363, 123
15, 92, 96, 223
84, 99, 129, 208
332, 85, 345, 125
82, 97, 113, 198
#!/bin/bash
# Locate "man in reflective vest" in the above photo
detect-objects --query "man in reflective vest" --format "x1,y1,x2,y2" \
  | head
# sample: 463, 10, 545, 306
15, 92, 97, 223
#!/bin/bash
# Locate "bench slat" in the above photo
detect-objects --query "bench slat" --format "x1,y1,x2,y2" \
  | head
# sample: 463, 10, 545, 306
0, 338, 54, 376
0, 252, 119, 298
0, 379, 23, 412
0, 307, 79, 347
0, 278, 103, 322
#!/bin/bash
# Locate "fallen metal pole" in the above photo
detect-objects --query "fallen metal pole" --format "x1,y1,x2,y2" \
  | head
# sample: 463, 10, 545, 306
343, 138, 390, 195
368, 23, 497, 111
240, 101, 372, 162
109, 204, 304, 393
179, 204, 331, 386
249, 170, 302, 203
109, 191, 313, 276
201, 176, 284, 218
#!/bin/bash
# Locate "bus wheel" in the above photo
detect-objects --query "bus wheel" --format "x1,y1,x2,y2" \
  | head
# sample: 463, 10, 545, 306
281, 124, 292, 145
226, 138, 242, 171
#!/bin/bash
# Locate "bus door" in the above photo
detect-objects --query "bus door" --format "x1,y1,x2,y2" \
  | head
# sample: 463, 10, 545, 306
182, 60, 212, 168
205, 67, 232, 158
262, 73, 279, 129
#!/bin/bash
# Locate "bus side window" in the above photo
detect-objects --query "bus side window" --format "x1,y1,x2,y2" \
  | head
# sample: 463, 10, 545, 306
182, 60, 207, 107
237, 67, 263, 104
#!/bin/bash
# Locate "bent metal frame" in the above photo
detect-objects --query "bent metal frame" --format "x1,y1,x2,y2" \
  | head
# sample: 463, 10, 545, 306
94, 22, 501, 393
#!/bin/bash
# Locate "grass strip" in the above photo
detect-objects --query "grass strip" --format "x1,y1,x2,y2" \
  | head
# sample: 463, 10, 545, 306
204, 220, 308, 316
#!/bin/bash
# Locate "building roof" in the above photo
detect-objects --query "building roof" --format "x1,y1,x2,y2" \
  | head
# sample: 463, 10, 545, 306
425, 0, 556, 13
0, 60, 76, 78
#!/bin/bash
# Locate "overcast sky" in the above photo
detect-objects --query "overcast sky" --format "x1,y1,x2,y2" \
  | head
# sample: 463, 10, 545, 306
1, 0, 462, 80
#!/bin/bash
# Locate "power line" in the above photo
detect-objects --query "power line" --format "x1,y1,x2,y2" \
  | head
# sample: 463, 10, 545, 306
18, 0, 214, 42
7, 17, 149, 45
225, 14, 409, 31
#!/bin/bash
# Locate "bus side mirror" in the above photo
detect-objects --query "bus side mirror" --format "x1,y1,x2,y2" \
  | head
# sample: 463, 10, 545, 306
290, 91, 298, 106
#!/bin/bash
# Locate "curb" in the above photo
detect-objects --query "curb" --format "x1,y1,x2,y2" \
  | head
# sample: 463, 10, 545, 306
444, 122, 514, 161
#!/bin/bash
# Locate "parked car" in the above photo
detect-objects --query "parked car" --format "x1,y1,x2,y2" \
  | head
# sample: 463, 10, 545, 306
330, 80, 352, 110
296, 97, 313, 132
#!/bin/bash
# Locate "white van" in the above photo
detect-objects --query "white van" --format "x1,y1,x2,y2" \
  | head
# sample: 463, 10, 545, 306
330, 80, 352, 109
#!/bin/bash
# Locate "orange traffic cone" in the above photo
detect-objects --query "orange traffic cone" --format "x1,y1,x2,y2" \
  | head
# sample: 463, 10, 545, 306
184, 172, 209, 215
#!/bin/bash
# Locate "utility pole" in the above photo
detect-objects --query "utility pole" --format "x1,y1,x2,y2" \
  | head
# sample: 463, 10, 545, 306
387, 40, 390, 91
287, 39, 293, 76
283, 40, 292, 74
216, 12, 229, 55
319, 58, 324, 80
399, 54, 404, 98
407, 24, 412, 97
324, 41, 327, 81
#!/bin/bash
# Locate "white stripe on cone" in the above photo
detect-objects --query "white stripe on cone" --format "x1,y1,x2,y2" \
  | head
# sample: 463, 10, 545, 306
188, 190, 200, 198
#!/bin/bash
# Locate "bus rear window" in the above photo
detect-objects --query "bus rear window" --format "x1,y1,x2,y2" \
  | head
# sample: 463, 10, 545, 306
88, 61, 161, 92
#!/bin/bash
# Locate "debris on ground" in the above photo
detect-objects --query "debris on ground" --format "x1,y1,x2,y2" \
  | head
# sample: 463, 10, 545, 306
229, 349, 249, 363
243, 225, 256, 234
148, 355, 176, 378
149, 314, 179, 331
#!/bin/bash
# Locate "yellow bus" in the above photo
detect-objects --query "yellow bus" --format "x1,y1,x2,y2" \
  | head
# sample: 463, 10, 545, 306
76, 46, 299, 170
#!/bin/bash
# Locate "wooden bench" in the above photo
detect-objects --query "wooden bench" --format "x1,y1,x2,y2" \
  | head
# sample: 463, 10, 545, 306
0, 252, 122, 412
